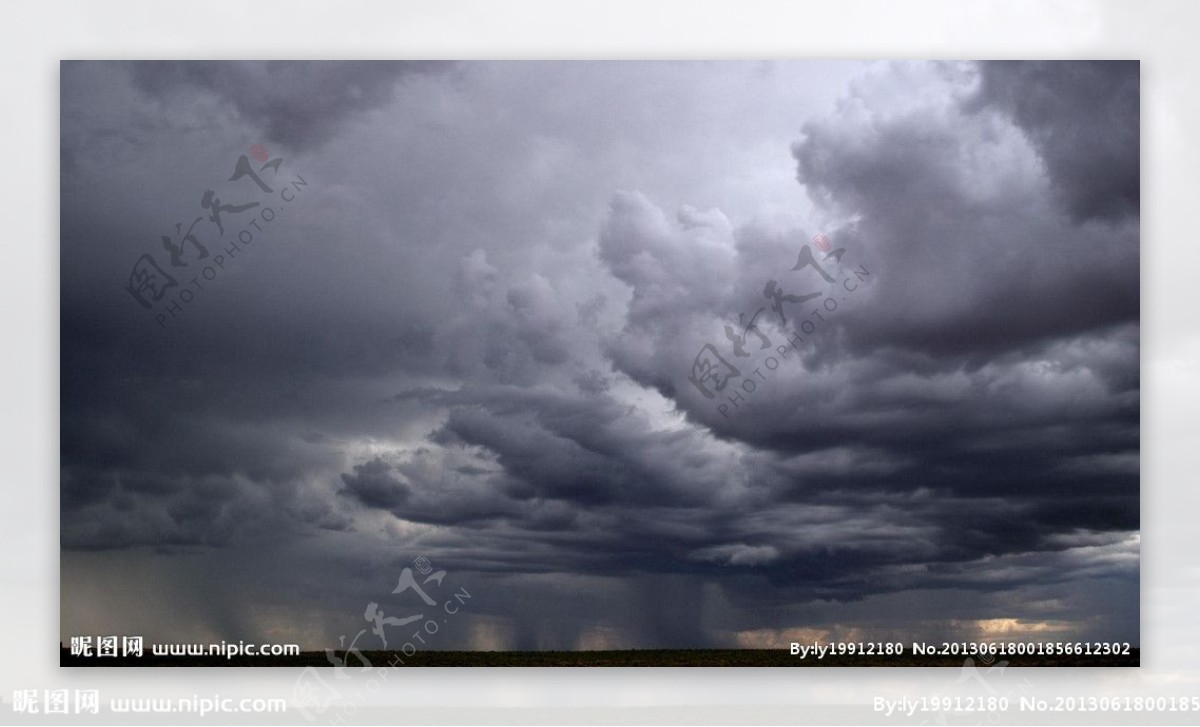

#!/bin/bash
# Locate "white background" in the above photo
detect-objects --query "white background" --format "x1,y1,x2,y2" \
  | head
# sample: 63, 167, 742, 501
3, 1, 1198, 724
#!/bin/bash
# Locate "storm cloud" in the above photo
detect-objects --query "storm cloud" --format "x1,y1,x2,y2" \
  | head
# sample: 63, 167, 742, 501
60, 61, 1138, 652
129, 60, 453, 151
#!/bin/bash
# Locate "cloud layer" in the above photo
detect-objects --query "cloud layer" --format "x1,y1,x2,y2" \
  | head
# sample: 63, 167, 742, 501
60, 61, 1138, 651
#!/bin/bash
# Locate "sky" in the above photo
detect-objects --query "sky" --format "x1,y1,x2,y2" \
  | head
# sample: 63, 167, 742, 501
60, 60, 1139, 653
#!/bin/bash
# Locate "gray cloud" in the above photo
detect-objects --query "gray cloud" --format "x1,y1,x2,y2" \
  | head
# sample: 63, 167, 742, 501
60, 61, 1138, 651
128, 60, 454, 151
967, 60, 1139, 223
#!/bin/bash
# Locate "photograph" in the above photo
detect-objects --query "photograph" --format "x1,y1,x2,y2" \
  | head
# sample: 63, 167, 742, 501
59, 59, 1140, 672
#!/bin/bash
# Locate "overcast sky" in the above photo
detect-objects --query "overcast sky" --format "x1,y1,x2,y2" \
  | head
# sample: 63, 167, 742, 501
60, 60, 1139, 652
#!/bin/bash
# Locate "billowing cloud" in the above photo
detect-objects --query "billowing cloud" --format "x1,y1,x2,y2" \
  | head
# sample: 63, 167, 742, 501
967, 60, 1139, 223
128, 60, 453, 151
60, 61, 1138, 652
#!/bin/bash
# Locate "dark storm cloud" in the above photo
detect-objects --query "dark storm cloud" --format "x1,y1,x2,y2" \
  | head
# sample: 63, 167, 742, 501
595, 62, 1138, 433
506, 60, 1138, 611
128, 60, 453, 151
60, 61, 1138, 650
340, 457, 411, 510
332, 376, 1133, 613
967, 60, 1139, 223
791, 83, 1138, 361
